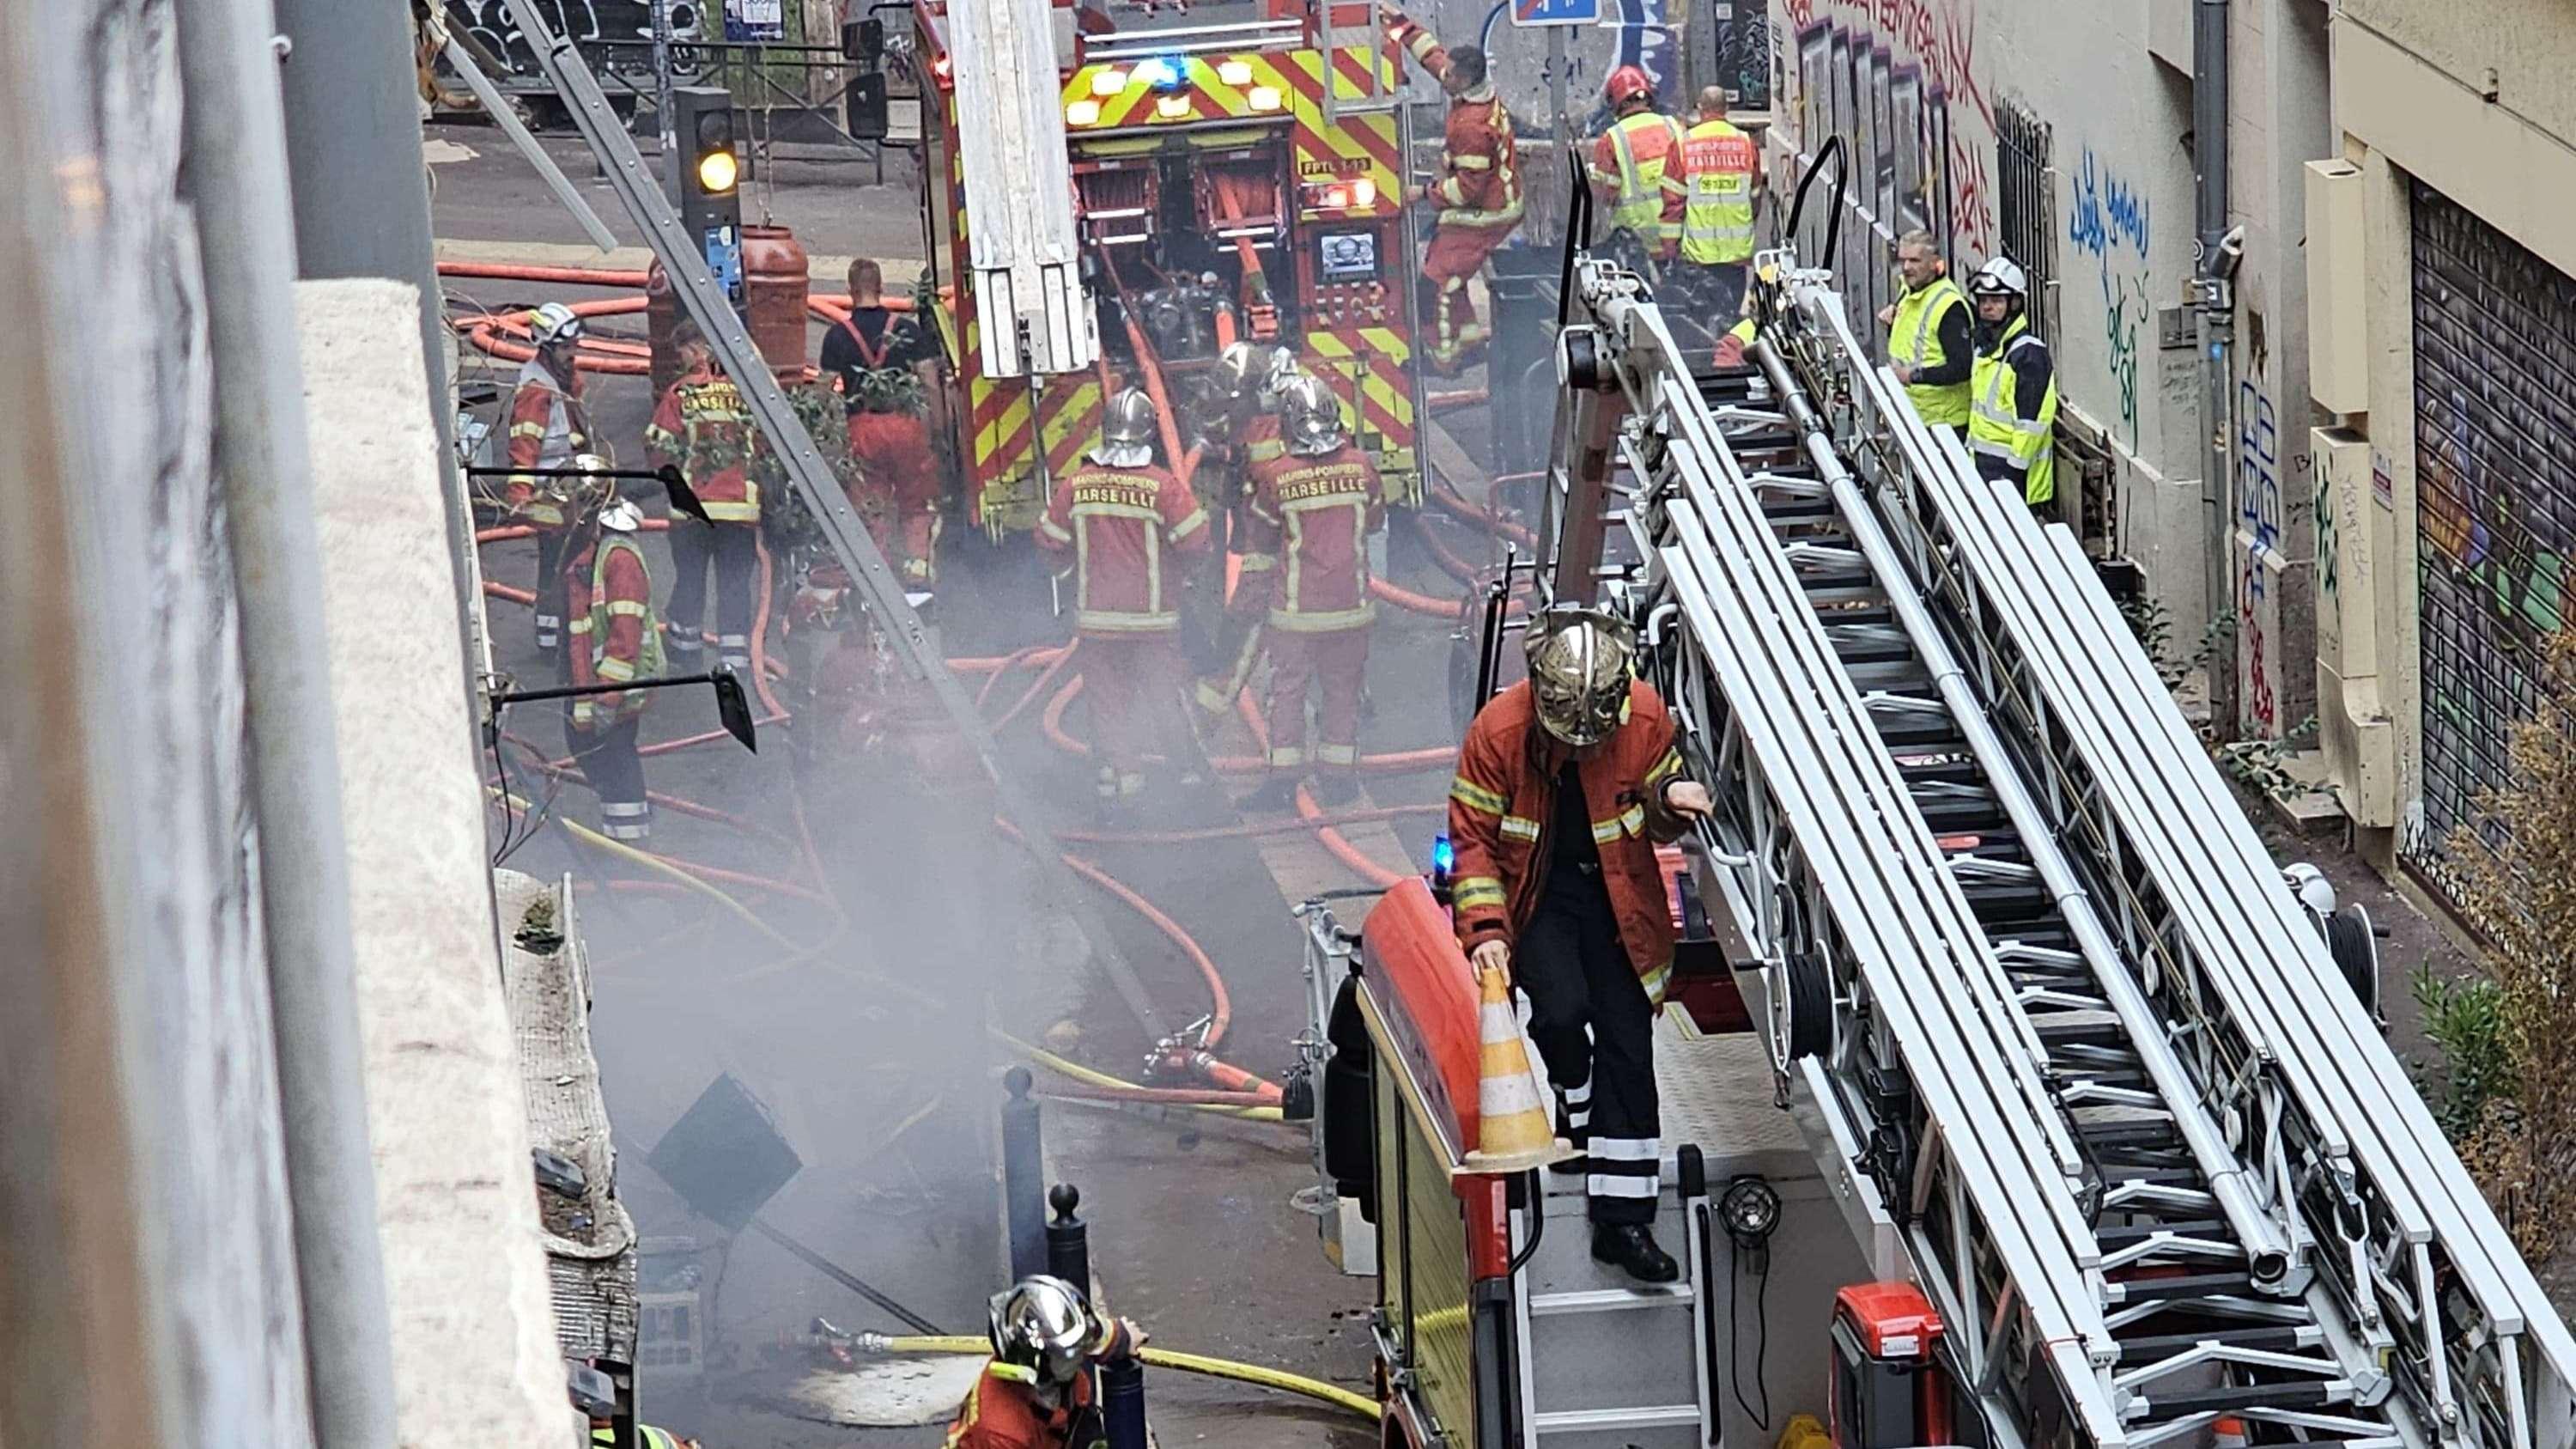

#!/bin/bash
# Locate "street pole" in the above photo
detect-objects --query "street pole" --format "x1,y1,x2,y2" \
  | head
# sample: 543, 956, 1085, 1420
654, 0, 681, 198
2193, 0, 2238, 740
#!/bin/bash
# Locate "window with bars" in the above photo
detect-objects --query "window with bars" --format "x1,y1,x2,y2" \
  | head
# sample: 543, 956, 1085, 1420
1994, 99, 2057, 343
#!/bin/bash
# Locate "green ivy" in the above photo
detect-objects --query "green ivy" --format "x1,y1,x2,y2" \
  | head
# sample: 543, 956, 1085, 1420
2412, 962, 2515, 1142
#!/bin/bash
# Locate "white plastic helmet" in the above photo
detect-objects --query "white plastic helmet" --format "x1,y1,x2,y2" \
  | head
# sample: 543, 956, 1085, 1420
1256, 345, 1303, 405
2282, 862, 2336, 918
1523, 605, 1637, 747
599, 499, 642, 533
1969, 256, 2030, 300
1278, 374, 1347, 457
987, 1275, 1095, 1386
531, 301, 584, 348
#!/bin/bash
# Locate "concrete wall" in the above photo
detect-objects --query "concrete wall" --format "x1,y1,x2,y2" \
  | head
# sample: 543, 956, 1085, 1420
2313, 0, 2576, 861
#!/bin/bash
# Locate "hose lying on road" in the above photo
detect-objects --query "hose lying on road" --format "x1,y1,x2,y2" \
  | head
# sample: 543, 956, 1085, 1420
854, 1336, 1379, 1422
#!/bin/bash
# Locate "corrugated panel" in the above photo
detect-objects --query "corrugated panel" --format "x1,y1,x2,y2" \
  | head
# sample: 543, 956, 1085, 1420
2406, 180, 2576, 888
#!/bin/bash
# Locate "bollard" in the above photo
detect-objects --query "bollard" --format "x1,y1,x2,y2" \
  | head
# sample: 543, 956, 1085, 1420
1001, 1068, 1048, 1281
1046, 1184, 1090, 1295
1099, 1349, 1147, 1449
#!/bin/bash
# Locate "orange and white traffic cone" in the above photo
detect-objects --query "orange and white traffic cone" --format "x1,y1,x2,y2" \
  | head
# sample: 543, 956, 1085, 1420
1462, 965, 1567, 1173
2212, 1416, 2249, 1448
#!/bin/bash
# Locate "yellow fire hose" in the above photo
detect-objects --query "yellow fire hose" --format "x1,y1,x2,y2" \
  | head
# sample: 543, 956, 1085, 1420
862, 1336, 1380, 1422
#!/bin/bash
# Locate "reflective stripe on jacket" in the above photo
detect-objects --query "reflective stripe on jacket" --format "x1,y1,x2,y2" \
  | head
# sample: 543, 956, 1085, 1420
1446, 679, 1692, 1003
1890, 277, 1971, 426
565, 533, 662, 727
504, 358, 590, 527
1677, 118, 1758, 265
1968, 315, 2059, 506
645, 368, 761, 522
1037, 461, 1212, 633
1592, 112, 1686, 240
1248, 442, 1382, 633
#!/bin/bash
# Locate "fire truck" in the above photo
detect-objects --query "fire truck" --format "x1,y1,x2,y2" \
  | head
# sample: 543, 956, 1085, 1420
1286, 214, 2576, 1446
912, 0, 1429, 535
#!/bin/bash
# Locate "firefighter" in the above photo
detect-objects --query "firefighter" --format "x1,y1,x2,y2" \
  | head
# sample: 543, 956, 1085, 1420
1038, 388, 1213, 818
1241, 374, 1382, 812
1446, 606, 1714, 1282
503, 301, 596, 657
945, 1275, 1143, 1449
1589, 67, 1686, 264
845, 363, 943, 586
1965, 256, 2059, 511
1877, 229, 1972, 442
1193, 343, 1302, 721
1382, 2, 1523, 368
559, 460, 663, 846
647, 322, 763, 677
1673, 86, 1761, 320
819, 257, 931, 397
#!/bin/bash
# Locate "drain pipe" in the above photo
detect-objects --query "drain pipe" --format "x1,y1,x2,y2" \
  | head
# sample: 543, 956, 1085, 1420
2193, 0, 2242, 740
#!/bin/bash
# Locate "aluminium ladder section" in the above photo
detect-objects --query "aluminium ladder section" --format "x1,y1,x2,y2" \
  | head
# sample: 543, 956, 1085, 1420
1761, 273, 2576, 1449
1572, 258, 2398, 1446
1558, 262, 2120, 1445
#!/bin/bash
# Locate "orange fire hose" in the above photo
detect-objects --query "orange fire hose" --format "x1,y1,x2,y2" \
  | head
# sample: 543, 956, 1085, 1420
1038, 673, 1454, 775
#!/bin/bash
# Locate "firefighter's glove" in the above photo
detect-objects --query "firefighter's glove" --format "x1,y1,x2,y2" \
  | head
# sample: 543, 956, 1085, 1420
570, 700, 596, 730
1470, 938, 1511, 989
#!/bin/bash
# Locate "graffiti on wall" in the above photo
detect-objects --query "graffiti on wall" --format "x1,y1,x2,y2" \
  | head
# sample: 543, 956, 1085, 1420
448, 1, 661, 76
2063, 148, 2154, 447
1613, 0, 1679, 100
2315, 458, 2338, 599
2237, 380, 2282, 735
1784, 0, 1995, 261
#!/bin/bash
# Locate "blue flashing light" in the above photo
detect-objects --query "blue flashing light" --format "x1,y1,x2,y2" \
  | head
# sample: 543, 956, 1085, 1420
1431, 832, 1456, 875
1135, 56, 1185, 90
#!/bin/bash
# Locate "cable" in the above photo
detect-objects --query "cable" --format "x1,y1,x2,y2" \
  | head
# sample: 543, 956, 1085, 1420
1728, 1243, 1772, 1432
1505, 1168, 1546, 1275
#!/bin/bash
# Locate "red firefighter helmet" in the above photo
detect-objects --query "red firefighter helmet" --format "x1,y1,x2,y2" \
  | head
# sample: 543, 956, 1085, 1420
1605, 66, 1656, 109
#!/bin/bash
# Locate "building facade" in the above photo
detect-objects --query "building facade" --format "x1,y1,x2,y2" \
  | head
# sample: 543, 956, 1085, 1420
2310, 0, 2576, 880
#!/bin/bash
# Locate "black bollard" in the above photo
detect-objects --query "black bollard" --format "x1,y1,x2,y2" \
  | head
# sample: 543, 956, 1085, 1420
1046, 1184, 1090, 1294
1099, 1349, 1147, 1449
1001, 1068, 1048, 1281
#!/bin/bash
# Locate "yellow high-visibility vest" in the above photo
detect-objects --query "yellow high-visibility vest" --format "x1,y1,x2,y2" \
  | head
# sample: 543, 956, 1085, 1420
1888, 277, 1969, 426
1968, 314, 2059, 506
1678, 118, 1758, 265
1601, 112, 1685, 240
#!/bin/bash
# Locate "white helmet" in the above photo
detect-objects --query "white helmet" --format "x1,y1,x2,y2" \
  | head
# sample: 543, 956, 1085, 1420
1256, 345, 1303, 405
1969, 256, 2029, 300
531, 301, 584, 348
599, 499, 642, 533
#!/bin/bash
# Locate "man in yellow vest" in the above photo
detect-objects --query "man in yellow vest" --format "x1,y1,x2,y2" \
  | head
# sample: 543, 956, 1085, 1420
1965, 256, 2059, 512
1588, 67, 1686, 263
1876, 229, 1973, 445
1674, 87, 1760, 320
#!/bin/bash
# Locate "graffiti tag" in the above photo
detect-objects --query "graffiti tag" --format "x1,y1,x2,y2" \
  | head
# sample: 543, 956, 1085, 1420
2066, 147, 2150, 264
2100, 270, 2145, 449
2237, 380, 2281, 734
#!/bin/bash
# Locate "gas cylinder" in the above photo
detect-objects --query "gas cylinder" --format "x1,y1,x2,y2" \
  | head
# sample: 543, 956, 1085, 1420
647, 223, 811, 393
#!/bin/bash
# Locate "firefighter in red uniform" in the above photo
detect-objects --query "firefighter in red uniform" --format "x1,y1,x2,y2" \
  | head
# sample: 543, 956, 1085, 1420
946, 1276, 1142, 1449
504, 301, 596, 657
1382, 2, 1523, 368
1038, 388, 1213, 819
558, 460, 664, 845
646, 324, 763, 678
1193, 342, 1303, 720
1241, 375, 1382, 812
1589, 66, 1686, 263
844, 367, 943, 586
1447, 606, 1714, 1282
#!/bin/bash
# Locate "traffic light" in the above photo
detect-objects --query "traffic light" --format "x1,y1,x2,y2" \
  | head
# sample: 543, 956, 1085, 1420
671, 85, 745, 308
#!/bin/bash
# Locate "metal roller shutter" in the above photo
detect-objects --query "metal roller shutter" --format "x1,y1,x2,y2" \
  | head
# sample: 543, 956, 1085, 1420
2406, 180, 2575, 889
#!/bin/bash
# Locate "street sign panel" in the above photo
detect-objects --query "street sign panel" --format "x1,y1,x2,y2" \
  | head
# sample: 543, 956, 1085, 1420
1511, 0, 1598, 28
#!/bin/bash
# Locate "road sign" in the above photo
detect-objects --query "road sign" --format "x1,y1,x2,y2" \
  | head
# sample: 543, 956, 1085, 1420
1511, 0, 1598, 29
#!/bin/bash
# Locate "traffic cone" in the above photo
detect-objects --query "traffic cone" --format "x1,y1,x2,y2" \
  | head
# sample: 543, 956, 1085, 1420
2212, 1416, 2249, 1448
1462, 965, 1566, 1173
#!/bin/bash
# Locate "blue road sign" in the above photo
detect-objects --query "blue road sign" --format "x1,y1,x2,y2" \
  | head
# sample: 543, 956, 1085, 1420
1511, 0, 1599, 28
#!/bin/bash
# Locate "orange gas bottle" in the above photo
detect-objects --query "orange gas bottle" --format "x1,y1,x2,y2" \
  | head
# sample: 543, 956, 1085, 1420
647, 224, 811, 391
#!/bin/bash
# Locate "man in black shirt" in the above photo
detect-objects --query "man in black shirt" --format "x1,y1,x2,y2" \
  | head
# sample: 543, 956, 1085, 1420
820, 258, 929, 406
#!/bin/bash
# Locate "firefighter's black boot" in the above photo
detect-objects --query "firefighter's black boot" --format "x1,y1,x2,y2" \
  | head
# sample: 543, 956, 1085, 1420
1239, 775, 1302, 813
1591, 1223, 1680, 1284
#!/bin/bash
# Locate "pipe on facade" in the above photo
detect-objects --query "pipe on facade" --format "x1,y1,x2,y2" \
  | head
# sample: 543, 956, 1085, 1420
169, 1, 401, 1445
2195, 0, 2239, 740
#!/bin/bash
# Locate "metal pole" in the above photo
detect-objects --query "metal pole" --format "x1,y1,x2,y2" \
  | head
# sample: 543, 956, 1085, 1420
2193, 0, 2238, 740
175, 3, 401, 1445
1045, 1184, 1091, 1291
1002, 1068, 1050, 1281
654, 0, 680, 198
